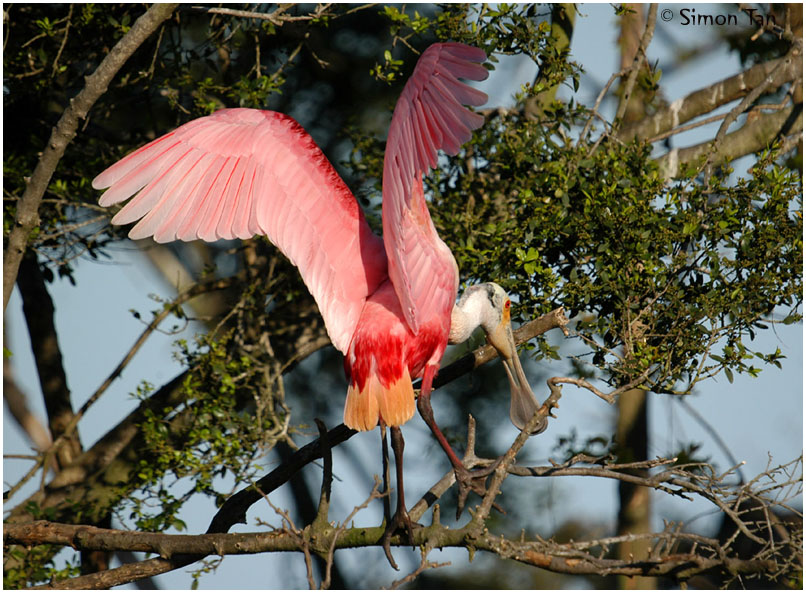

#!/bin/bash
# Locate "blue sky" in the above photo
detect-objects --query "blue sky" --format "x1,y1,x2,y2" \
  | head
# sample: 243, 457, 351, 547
4, 4, 802, 588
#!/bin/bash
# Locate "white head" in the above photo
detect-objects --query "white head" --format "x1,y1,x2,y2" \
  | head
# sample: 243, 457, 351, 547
450, 283, 547, 434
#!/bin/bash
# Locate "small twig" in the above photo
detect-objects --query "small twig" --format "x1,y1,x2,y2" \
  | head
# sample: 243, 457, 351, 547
738, 3, 794, 41
578, 68, 627, 147
322, 478, 384, 589
186, 5, 301, 24
50, 4, 73, 78
548, 376, 615, 404
388, 544, 450, 589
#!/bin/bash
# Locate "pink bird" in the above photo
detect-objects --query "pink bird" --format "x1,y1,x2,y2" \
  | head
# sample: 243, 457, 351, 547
93, 42, 543, 564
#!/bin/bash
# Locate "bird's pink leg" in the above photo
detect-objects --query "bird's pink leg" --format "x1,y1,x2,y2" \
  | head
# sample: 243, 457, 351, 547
381, 426, 417, 570
416, 365, 467, 469
417, 364, 501, 518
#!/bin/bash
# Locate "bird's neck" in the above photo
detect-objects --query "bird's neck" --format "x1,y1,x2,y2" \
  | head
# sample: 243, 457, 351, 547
448, 291, 492, 344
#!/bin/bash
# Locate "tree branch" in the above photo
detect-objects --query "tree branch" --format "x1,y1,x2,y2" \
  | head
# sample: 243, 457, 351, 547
617, 51, 803, 142
4, 517, 779, 589
3, 3, 178, 311
701, 44, 803, 178
656, 104, 802, 179
185, 4, 332, 24
3, 353, 52, 453
7, 451, 798, 589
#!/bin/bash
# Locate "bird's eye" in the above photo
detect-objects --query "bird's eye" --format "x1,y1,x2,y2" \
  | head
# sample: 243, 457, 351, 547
505, 300, 511, 309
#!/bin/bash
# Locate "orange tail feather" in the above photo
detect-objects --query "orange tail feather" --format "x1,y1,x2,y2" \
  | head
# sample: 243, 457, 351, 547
343, 369, 415, 431
377, 368, 415, 427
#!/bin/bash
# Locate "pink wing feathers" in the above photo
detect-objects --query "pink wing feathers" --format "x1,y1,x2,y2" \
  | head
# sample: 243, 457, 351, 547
93, 109, 388, 353
381, 42, 489, 334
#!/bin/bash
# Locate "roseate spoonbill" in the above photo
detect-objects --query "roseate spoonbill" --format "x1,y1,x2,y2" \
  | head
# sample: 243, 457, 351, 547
93, 42, 544, 564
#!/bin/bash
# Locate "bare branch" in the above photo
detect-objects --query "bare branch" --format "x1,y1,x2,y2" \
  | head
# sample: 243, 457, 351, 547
389, 544, 450, 589
578, 68, 627, 146
5, 495, 787, 588
7, 453, 799, 589
645, 94, 795, 144
187, 4, 315, 24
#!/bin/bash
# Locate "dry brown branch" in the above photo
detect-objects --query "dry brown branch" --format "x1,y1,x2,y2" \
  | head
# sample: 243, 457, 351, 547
7, 474, 793, 589
187, 4, 313, 24
3, 3, 179, 311
388, 544, 450, 589
320, 478, 384, 590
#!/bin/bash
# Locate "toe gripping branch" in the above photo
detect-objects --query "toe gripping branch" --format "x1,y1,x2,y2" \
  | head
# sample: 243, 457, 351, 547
421, 375, 564, 520
375, 377, 563, 570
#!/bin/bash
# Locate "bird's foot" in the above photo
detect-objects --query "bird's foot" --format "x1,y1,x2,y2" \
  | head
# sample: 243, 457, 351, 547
380, 506, 421, 570
454, 457, 505, 519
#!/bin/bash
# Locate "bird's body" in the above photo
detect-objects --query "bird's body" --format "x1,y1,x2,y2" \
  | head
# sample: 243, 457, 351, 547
344, 277, 451, 431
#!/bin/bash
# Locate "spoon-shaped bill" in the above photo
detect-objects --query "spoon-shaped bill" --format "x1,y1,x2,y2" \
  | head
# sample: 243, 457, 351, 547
487, 320, 547, 435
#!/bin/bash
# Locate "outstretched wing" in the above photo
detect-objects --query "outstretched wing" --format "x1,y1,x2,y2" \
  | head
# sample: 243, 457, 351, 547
93, 108, 388, 353
381, 42, 489, 334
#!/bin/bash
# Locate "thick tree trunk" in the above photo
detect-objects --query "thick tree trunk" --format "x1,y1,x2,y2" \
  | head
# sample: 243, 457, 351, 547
615, 388, 654, 589
17, 252, 82, 467
614, 5, 656, 589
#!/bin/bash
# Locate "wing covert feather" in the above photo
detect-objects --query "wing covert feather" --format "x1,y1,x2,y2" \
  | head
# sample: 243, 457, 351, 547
93, 109, 388, 353
381, 42, 489, 334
